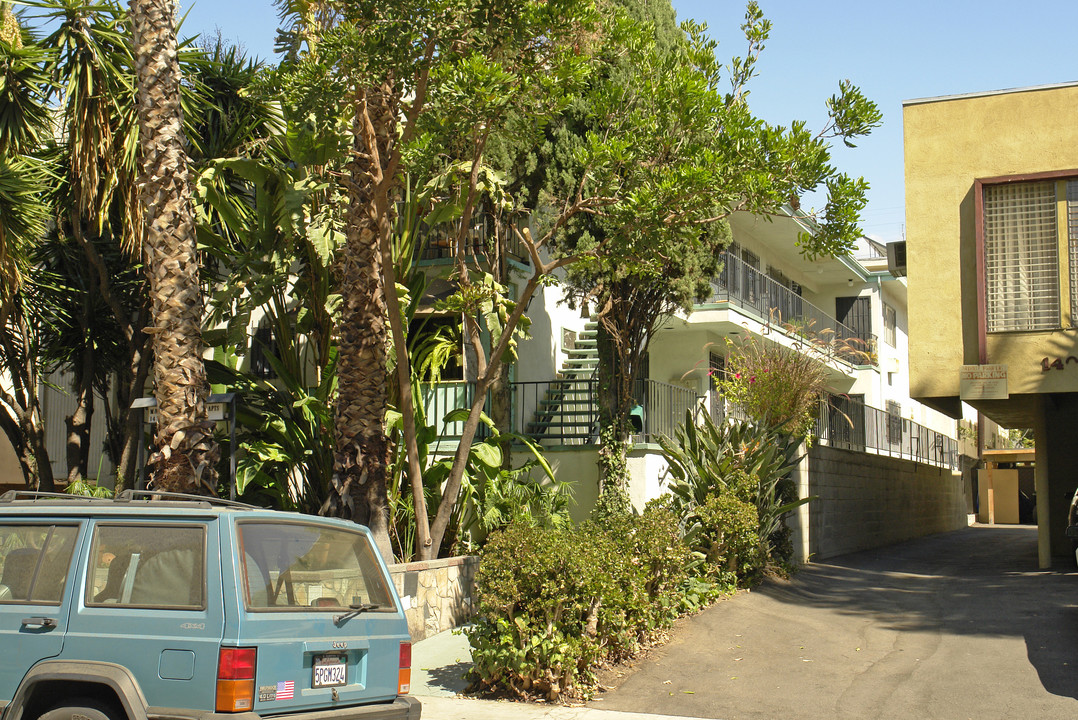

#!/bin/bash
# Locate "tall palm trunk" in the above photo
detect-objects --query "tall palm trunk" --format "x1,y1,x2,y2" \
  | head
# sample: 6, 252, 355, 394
326, 83, 396, 561
129, 0, 218, 493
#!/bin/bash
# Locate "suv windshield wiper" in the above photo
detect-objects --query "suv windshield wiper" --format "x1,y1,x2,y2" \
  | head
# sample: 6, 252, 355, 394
333, 603, 381, 624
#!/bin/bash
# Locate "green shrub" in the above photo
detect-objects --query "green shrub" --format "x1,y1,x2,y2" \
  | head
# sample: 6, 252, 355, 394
695, 493, 761, 584
467, 522, 609, 700
467, 508, 693, 700
659, 411, 810, 570
587, 506, 693, 660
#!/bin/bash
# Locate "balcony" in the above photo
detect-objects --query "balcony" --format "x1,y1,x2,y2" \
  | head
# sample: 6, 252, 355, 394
415, 210, 529, 265
815, 395, 958, 470
419, 381, 957, 470
708, 252, 877, 366
422, 379, 699, 447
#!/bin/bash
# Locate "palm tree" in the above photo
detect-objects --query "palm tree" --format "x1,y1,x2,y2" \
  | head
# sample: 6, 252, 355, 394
326, 83, 396, 560
0, 4, 55, 489
272, 0, 400, 559
128, 0, 217, 493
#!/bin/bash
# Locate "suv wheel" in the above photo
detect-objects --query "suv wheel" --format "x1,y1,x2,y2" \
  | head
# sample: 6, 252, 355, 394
39, 699, 120, 720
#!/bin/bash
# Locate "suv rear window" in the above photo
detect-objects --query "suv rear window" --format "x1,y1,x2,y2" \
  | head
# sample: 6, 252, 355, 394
238, 522, 394, 611
0, 524, 79, 604
86, 524, 205, 609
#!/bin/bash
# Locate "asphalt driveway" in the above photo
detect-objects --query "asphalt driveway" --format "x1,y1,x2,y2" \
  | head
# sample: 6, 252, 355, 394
591, 525, 1078, 720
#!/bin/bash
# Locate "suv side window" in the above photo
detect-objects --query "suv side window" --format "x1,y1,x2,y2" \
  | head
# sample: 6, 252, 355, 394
87, 524, 206, 609
0, 524, 79, 604
238, 522, 394, 611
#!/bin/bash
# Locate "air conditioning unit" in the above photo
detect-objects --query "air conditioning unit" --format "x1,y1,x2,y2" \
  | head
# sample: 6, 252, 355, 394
886, 241, 907, 277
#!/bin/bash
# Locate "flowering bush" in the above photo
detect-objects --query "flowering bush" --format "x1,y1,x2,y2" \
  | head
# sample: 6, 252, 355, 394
715, 335, 829, 441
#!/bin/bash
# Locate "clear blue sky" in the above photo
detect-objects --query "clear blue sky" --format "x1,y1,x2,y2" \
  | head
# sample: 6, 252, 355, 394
179, 0, 1078, 245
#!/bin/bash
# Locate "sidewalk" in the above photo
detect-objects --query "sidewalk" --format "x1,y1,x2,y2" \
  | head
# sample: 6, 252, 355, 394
412, 628, 713, 720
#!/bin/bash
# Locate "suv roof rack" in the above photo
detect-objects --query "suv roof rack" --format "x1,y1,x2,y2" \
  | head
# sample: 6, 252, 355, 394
115, 489, 258, 509
0, 490, 111, 503
0, 489, 259, 510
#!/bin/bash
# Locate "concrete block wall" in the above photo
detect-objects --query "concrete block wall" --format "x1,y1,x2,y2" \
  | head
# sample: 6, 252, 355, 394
803, 445, 968, 561
386, 555, 478, 642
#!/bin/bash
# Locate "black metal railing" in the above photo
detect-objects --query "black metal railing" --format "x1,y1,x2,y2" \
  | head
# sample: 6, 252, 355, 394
512, 378, 597, 445
853, 240, 887, 262
417, 382, 491, 444
419, 382, 958, 470
421, 378, 700, 447
415, 212, 529, 264
708, 252, 878, 366
814, 394, 958, 469
630, 378, 700, 443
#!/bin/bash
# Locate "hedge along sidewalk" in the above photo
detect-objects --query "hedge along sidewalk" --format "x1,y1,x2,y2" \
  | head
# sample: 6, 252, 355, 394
414, 629, 712, 720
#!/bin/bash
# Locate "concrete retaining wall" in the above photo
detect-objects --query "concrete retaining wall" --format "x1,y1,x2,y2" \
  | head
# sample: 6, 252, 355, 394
798, 445, 969, 561
386, 555, 478, 642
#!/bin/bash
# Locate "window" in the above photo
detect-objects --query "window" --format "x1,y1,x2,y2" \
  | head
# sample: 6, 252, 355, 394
238, 522, 394, 612
884, 304, 897, 347
0, 524, 79, 604
836, 296, 872, 340
709, 353, 725, 422
250, 319, 278, 379
981, 177, 1078, 332
87, 525, 205, 609
766, 266, 791, 289
984, 181, 1060, 331
1069, 181, 1078, 323
886, 400, 902, 445
827, 394, 865, 452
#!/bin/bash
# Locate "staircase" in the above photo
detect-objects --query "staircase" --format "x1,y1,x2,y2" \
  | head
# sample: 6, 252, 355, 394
526, 322, 600, 445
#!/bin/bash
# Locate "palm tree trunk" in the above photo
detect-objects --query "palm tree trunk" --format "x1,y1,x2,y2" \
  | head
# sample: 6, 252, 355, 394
326, 83, 395, 561
129, 0, 218, 494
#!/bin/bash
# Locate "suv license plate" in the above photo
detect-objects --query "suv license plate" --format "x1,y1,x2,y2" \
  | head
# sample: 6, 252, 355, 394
312, 654, 347, 688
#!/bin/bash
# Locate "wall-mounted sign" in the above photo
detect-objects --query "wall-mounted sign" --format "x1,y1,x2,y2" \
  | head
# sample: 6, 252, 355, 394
1041, 356, 1078, 371
960, 364, 1008, 400
144, 401, 229, 425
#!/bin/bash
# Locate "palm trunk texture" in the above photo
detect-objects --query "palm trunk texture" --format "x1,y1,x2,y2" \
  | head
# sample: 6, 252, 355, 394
130, 0, 218, 493
327, 85, 395, 562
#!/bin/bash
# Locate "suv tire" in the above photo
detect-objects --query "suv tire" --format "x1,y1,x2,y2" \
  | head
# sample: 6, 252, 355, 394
39, 699, 119, 720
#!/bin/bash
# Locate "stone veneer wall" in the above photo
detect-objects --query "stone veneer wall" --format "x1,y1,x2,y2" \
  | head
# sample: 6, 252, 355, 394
386, 555, 478, 642
803, 445, 969, 561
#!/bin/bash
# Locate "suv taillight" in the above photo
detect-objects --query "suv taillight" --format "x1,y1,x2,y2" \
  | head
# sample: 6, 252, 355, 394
398, 642, 411, 695
217, 647, 257, 712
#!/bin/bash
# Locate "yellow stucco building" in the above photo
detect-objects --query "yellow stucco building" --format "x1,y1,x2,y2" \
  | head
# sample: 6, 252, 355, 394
904, 81, 1078, 567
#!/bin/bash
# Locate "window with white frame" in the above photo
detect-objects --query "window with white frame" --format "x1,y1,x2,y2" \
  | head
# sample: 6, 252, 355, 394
883, 303, 897, 347
983, 180, 1069, 331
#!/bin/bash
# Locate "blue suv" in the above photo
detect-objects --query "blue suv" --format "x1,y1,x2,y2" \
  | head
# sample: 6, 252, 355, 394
0, 491, 420, 720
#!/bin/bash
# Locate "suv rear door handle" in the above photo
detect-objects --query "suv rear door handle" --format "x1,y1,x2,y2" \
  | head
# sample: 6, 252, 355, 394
22, 617, 57, 629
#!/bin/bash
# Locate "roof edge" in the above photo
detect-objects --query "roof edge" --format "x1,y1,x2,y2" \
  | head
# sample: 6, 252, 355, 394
902, 80, 1078, 108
